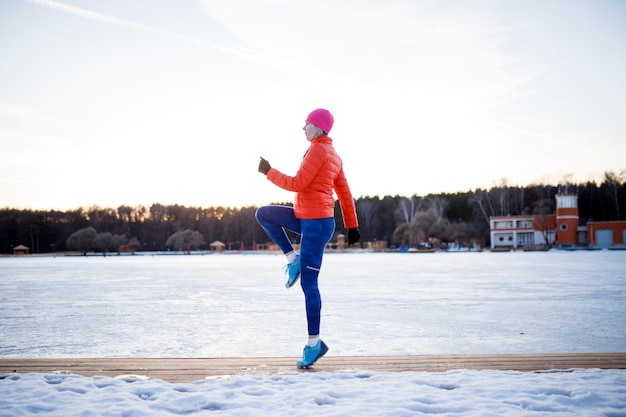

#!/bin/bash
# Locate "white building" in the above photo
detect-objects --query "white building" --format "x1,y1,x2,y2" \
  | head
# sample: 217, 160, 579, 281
490, 214, 556, 249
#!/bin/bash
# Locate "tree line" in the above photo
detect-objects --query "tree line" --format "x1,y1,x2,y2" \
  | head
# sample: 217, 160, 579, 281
1, 172, 624, 254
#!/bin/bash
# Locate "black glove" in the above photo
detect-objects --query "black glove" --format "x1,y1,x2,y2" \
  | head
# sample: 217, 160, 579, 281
258, 157, 271, 175
347, 228, 360, 245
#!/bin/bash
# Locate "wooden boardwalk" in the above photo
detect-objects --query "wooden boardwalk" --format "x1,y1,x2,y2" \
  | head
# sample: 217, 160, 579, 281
2, 353, 625, 383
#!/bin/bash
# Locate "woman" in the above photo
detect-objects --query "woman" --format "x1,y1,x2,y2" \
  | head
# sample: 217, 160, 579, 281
255, 108, 360, 368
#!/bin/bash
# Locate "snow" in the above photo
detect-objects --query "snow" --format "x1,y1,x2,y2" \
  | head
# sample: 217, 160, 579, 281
2, 369, 625, 416
1, 251, 625, 416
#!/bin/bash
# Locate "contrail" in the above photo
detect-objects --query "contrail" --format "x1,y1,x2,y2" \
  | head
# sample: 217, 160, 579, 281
22, 0, 211, 46
21, 0, 355, 84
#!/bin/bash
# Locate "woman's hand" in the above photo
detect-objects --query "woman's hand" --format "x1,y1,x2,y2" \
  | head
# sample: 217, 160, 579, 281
258, 157, 271, 175
347, 228, 360, 245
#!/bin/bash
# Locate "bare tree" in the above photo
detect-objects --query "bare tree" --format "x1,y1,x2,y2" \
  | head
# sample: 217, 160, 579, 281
490, 178, 510, 216
530, 176, 555, 201
66, 227, 97, 255
426, 196, 448, 222
395, 196, 422, 225
357, 198, 380, 242
604, 170, 625, 219
165, 229, 206, 254
392, 196, 423, 247
93, 232, 113, 254
469, 189, 491, 225
409, 208, 452, 245
533, 199, 555, 248
470, 180, 519, 229
392, 223, 410, 246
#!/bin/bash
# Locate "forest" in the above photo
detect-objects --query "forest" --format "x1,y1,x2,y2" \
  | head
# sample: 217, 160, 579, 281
1, 172, 624, 255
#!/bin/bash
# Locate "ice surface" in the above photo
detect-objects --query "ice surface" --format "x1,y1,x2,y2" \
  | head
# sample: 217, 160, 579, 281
1, 251, 624, 357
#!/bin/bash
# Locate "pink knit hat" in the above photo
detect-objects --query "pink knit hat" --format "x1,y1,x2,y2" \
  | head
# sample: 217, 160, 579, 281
306, 108, 334, 134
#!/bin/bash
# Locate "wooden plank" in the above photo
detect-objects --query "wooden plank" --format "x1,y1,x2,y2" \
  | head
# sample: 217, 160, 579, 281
1, 353, 625, 383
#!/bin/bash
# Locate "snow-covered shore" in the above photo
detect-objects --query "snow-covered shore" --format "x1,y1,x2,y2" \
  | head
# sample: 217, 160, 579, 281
2, 368, 625, 416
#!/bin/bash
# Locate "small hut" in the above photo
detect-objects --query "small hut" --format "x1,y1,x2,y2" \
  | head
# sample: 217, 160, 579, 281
13, 245, 30, 255
209, 241, 225, 253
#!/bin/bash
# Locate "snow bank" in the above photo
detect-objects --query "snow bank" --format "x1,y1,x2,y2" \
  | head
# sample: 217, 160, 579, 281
2, 369, 625, 416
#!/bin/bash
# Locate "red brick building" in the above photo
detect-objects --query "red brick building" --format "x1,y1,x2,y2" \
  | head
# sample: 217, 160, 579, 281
490, 193, 626, 249
587, 221, 626, 247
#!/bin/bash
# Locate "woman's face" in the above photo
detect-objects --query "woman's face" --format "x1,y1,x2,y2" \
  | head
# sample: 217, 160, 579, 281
303, 122, 317, 141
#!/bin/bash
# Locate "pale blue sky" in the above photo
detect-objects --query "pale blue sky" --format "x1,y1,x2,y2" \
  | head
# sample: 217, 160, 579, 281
1, 0, 625, 210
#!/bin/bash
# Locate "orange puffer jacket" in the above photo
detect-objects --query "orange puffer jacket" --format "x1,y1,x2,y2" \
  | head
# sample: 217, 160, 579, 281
266, 136, 358, 228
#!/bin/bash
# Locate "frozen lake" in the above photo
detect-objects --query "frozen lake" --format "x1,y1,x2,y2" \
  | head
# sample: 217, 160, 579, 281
1, 250, 625, 358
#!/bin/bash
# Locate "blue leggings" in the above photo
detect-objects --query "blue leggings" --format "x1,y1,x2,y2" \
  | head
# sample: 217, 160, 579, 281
255, 205, 335, 336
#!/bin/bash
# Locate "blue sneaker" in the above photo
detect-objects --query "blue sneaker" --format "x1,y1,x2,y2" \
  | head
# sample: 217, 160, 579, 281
284, 254, 300, 288
297, 340, 329, 369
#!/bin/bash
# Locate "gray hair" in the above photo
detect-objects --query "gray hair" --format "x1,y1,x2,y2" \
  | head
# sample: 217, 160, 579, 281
312, 126, 326, 138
